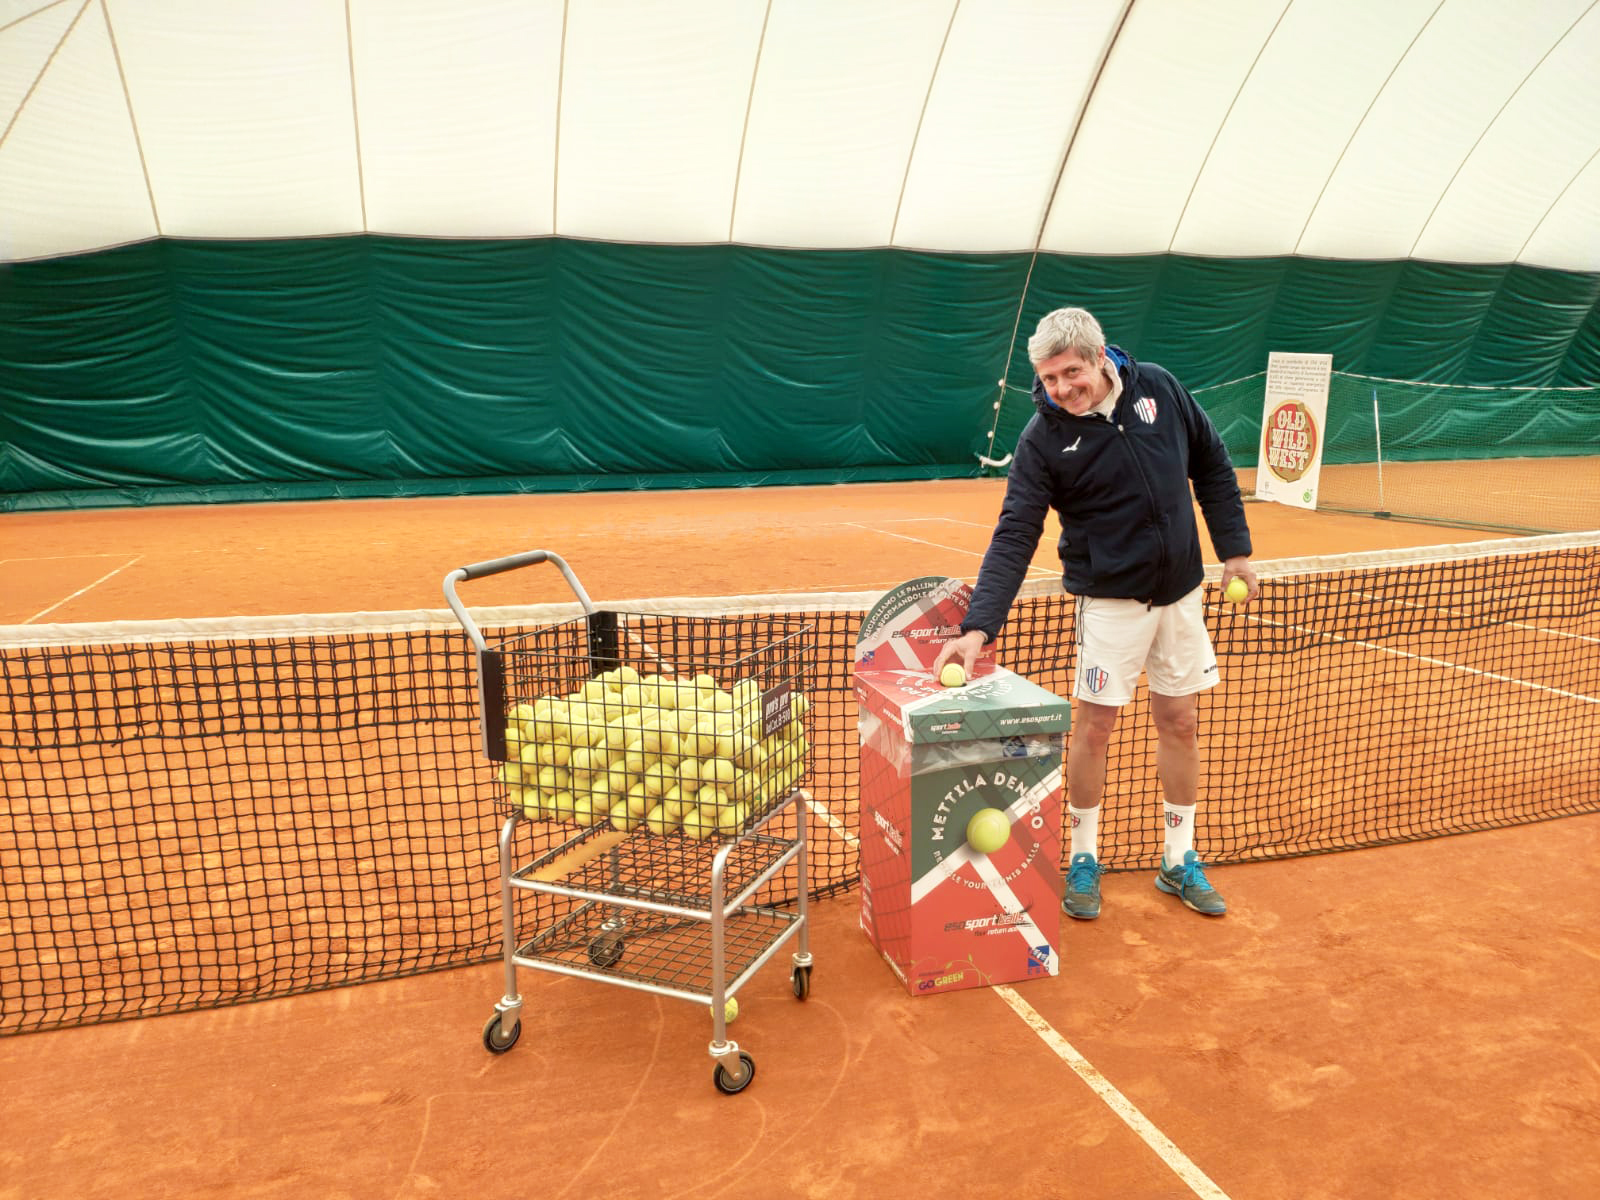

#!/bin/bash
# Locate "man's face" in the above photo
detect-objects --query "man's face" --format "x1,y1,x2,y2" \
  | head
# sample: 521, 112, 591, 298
1036, 347, 1111, 416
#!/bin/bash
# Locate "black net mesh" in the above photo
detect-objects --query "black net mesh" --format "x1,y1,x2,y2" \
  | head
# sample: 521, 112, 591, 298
3, 535, 1597, 1034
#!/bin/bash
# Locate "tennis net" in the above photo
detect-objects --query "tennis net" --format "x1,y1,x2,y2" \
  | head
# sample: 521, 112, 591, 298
3, 531, 1597, 1035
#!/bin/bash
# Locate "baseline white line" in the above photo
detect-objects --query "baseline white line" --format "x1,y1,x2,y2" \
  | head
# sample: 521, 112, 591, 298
23, 556, 144, 624
995, 987, 1232, 1200
843, 522, 1056, 577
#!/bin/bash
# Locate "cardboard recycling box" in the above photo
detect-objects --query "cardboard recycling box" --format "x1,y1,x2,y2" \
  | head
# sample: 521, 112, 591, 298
854, 577, 1071, 996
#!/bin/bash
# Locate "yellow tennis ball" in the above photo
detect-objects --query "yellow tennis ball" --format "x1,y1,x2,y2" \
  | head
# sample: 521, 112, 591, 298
680, 806, 718, 840
1224, 577, 1249, 604
966, 807, 1010, 855
939, 662, 966, 688
708, 996, 739, 1023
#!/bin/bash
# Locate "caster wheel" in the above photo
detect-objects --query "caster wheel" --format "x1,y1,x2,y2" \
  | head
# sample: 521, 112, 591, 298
587, 936, 625, 968
482, 1012, 520, 1054
713, 1051, 756, 1095
791, 964, 812, 1000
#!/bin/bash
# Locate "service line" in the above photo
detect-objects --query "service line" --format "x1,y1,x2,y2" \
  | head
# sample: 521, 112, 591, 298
22, 555, 144, 624
843, 521, 1057, 578
995, 986, 1233, 1200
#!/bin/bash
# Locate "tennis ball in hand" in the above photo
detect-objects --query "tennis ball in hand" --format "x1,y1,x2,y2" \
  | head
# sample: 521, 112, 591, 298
939, 662, 966, 688
966, 807, 1010, 854
708, 996, 739, 1023
1223, 577, 1249, 604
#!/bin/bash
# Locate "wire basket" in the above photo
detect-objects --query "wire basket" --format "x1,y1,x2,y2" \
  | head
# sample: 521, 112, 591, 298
477, 609, 814, 840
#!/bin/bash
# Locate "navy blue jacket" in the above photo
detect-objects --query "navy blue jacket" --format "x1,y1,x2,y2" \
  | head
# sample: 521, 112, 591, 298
962, 346, 1252, 641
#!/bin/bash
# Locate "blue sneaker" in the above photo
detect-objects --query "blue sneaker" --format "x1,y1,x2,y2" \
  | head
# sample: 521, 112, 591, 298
1062, 852, 1103, 920
1155, 850, 1226, 916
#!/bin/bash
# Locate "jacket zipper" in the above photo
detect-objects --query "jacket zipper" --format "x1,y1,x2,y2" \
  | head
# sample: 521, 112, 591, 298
1116, 422, 1168, 604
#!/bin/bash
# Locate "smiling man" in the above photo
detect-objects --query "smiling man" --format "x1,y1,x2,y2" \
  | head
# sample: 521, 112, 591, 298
934, 307, 1258, 921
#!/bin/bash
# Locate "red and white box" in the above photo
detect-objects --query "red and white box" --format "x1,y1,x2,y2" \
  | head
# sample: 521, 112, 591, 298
853, 578, 1071, 996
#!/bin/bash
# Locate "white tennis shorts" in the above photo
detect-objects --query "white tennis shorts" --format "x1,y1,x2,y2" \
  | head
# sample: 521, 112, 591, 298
1072, 586, 1218, 706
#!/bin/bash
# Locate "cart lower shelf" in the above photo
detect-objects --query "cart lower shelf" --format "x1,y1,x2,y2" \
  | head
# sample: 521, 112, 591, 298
483, 792, 814, 1095
509, 817, 805, 911
511, 898, 802, 997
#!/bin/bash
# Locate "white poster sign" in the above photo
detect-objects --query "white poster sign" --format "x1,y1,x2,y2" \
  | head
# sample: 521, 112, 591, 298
1255, 352, 1332, 510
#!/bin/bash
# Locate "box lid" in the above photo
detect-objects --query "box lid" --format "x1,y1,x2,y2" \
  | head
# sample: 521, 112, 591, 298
853, 576, 996, 678
855, 665, 1070, 745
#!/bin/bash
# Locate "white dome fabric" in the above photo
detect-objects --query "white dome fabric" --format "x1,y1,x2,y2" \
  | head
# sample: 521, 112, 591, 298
3, 0, 1598, 268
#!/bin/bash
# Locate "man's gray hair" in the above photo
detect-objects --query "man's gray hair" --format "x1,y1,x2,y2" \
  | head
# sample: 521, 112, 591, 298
1027, 307, 1105, 366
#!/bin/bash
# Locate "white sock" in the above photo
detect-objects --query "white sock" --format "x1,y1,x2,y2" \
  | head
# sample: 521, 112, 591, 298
1163, 803, 1195, 868
1069, 805, 1100, 860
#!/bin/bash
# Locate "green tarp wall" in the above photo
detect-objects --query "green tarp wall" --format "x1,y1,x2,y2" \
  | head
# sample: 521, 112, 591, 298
3, 237, 1597, 511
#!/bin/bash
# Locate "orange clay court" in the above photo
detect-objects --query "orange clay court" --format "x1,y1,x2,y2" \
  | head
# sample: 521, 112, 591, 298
1, 477, 1597, 1200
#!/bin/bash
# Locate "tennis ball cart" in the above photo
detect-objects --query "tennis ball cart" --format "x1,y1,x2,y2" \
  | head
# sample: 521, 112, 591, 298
444, 550, 815, 1095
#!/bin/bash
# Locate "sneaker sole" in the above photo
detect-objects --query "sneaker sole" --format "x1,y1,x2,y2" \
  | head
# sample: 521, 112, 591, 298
1154, 876, 1226, 916
1063, 905, 1100, 921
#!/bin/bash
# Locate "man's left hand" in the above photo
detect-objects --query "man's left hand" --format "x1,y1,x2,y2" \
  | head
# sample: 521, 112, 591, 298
1221, 556, 1259, 603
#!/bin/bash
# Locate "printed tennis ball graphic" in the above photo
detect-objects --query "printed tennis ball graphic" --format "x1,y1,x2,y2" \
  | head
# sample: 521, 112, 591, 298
966, 807, 1011, 855
1224, 577, 1249, 603
708, 996, 739, 1023
939, 662, 966, 688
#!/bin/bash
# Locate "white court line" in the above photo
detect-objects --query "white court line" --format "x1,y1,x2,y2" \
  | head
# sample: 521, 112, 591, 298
870, 516, 995, 530
0, 553, 129, 565
804, 794, 857, 847
23, 556, 144, 624
1231, 608, 1600, 707
1337, 586, 1600, 647
995, 986, 1232, 1200
843, 521, 1057, 577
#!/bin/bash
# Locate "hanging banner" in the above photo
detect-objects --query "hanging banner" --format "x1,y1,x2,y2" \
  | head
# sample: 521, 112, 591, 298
1255, 352, 1332, 510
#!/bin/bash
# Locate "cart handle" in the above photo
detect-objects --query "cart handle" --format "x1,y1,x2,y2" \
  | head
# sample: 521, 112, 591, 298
443, 549, 596, 651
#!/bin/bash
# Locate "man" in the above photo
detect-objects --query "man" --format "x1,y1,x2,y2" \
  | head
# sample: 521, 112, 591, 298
933, 307, 1257, 920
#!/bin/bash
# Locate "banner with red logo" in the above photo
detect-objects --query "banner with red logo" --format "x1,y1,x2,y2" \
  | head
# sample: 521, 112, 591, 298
1255, 351, 1332, 511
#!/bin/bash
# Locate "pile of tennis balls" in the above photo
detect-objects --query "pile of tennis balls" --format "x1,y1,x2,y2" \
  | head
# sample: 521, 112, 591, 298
499, 665, 809, 838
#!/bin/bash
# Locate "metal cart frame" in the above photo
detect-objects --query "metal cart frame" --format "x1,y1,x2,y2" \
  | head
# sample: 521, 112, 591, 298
444, 550, 814, 1094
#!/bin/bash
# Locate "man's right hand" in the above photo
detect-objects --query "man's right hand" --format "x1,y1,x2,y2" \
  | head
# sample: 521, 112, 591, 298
932, 629, 988, 679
